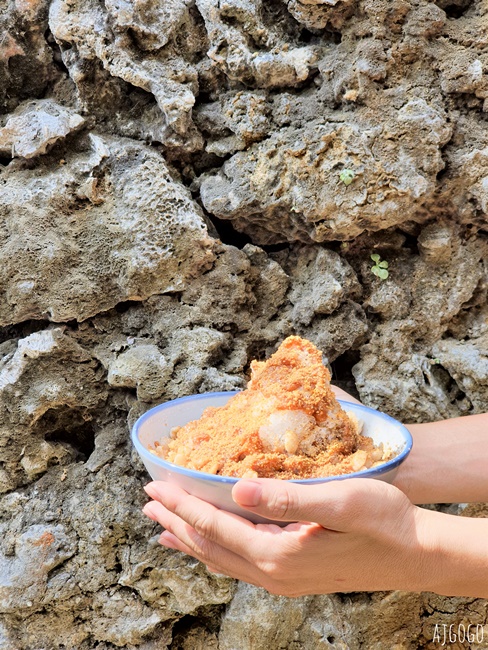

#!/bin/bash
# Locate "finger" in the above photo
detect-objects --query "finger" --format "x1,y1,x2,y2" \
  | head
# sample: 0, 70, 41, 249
156, 510, 270, 587
144, 481, 263, 559
158, 531, 248, 580
158, 530, 200, 556
206, 566, 226, 575
158, 531, 179, 550
143, 498, 261, 580
232, 477, 395, 530
330, 385, 363, 405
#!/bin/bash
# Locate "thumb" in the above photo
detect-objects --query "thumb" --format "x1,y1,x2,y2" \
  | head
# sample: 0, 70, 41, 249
232, 477, 390, 528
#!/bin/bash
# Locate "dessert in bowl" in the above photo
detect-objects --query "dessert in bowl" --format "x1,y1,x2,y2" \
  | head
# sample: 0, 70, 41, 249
131, 337, 412, 524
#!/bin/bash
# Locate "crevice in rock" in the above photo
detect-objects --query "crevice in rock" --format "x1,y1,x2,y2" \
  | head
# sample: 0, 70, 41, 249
399, 230, 421, 256
445, 371, 470, 406
43, 413, 96, 461
429, 364, 473, 411
473, 227, 488, 239
260, 241, 291, 254
435, 164, 450, 183
169, 603, 225, 649
262, 0, 307, 40
298, 27, 316, 43
46, 551, 77, 582
0, 319, 52, 345
330, 348, 361, 400
126, 86, 160, 121
447, 92, 484, 114
62, 319, 80, 332
436, 0, 473, 19
166, 151, 233, 187
44, 28, 70, 77
114, 300, 143, 314
206, 214, 253, 249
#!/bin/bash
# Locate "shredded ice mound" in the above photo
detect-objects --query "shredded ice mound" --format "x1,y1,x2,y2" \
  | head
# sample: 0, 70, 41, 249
259, 409, 363, 457
152, 336, 396, 479
259, 410, 316, 454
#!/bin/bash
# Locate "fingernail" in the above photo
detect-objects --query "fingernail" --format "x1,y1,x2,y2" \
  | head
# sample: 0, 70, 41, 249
142, 503, 157, 520
233, 480, 262, 507
159, 533, 176, 549
143, 483, 157, 498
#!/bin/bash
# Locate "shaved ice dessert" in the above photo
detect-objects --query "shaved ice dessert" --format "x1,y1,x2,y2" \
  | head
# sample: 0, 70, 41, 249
151, 336, 396, 479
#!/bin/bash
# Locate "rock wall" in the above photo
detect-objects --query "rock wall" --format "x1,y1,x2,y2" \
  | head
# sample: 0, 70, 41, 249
1, 0, 487, 648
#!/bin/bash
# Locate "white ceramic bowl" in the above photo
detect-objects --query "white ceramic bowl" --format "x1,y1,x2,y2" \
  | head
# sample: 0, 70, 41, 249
132, 391, 413, 524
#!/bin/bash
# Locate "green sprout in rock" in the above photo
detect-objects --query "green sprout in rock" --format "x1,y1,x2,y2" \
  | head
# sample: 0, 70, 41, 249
370, 253, 389, 280
339, 168, 355, 185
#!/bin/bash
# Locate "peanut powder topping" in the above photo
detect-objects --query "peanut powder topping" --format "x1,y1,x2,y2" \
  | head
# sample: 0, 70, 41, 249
152, 336, 396, 479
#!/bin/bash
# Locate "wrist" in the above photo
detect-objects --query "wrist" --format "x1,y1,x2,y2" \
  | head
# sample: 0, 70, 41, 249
404, 506, 444, 593
395, 415, 488, 504
387, 505, 437, 593
391, 423, 428, 503
407, 508, 488, 598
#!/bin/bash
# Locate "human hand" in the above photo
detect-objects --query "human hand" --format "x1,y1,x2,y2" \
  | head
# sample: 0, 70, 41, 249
331, 385, 488, 504
142, 477, 432, 597
330, 385, 363, 405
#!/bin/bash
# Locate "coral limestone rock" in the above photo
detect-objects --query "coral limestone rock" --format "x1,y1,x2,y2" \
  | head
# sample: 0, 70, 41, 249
107, 344, 171, 402
0, 328, 106, 493
200, 110, 451, 244
196, 0, 322, 88
48, 0, 204, 151
0, 0, 55, 115
0, 99, 85, 159
0, 524, 77, 613
353, 227, 488, 422
286, 246, 362, 326
0, 134, 215, 326
2, 0, 488, 646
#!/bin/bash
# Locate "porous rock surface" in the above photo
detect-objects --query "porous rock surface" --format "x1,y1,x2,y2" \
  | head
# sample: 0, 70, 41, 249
0, 99, 85, 159
1, 0, 487, 648
0, 132, 215, 325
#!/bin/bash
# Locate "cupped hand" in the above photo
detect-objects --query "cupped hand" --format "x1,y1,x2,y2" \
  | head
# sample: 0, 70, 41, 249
330, 385, 363, 405
142, 477, 432, 597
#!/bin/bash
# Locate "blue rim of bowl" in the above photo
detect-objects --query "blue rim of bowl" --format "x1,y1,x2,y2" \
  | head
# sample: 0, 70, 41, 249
131, 390, 413, 485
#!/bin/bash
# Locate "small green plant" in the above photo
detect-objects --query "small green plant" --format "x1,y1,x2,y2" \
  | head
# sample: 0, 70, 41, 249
370, 253, 389, 280
339, 168, 355, 185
